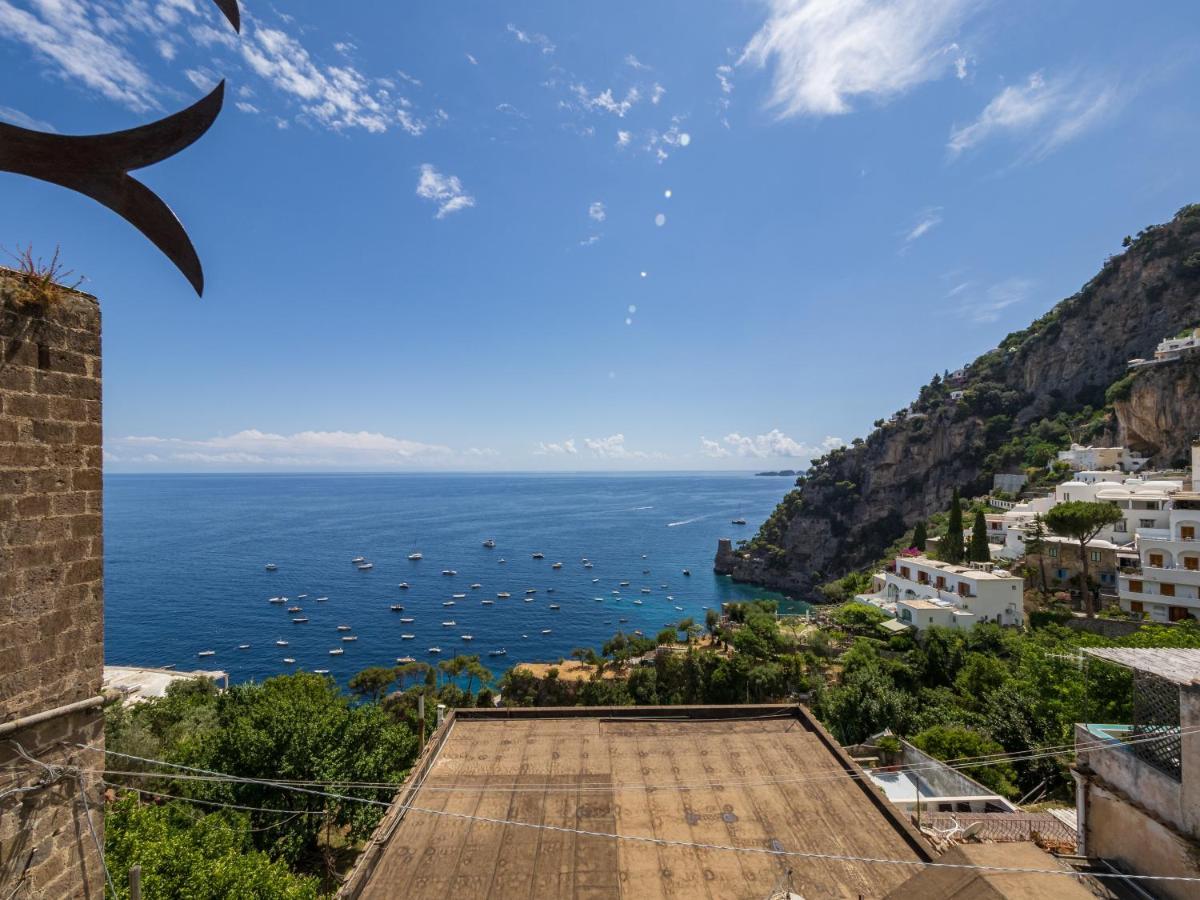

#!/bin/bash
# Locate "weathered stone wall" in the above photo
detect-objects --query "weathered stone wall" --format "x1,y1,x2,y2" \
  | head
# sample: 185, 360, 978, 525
1, 271, 105, 899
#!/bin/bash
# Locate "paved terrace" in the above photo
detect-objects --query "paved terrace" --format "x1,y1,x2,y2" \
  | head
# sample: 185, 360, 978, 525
342, 705, 931, 899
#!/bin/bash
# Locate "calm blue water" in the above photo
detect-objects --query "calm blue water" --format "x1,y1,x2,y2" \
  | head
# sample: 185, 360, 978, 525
104, 473, 804, 685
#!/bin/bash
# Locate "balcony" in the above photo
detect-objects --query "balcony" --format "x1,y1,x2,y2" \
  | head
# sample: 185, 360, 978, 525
1136, 527, 1172, 541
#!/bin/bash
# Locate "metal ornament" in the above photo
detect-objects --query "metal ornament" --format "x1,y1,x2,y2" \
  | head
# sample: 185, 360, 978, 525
0, 0, 242, 295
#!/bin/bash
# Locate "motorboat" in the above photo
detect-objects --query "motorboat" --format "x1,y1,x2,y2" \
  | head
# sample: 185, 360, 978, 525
441, 620, 456, 627
342, 635, 358, 642
524, 597, 532, 603
552, 562, 563, 569
584, 562, 593, 569
642, 569, 650, 575
401, 634, 415, 640
268, 597, 284, 604
197, 649, 215, 657
731, 518, 747, 525
265, 563, 278, 571
481, 599, 494, 605
482, 539, 496, 548
316, 596, 329, 602
390, 605, 405, 612
549, 604, 560, 610
488, 649, 507, 657
641, 588, 651, 594
682, 569, 691, 577
497, 592, 511, 599
633, 599, 643, 606
470, 583, 482, 589
408, 552, 423, 560
675, 606, 684, 612
336, 625, 352, 632
592, 578, 599, 583
237, 644, 250, 650
546, 588, 555, 594
287, 606, 302, 613
275, 639, 289, 647
396, 656, 416, 664
352, 556, 365, 564
297, 594, 308, 599
460, 634, 473, 641
400, 617, 414, 623
452, 593, 466, 599
428, 646, 442, 654
532, 552, 545, 559
541, 629, 552, 635
442, 569, 457, 576
620, 581, 630, 587
525, 588, 537, 595
398, 583, 410, 590
292, 617, 308, 624
313, 669, 330, 674
498, 558, 506, 564
357, 563, 374, 571
283, 657, 295, 663
442, 601, 456, 607
329, 648, 344, 655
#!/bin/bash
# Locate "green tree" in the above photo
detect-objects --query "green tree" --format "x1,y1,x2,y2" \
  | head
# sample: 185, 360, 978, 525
104, 795, 320, 899
969, 509, 990, 562
1024, 515, 1050, 594
912, 520, 928, 552
348, 666, 397, 702
1044, 500, 1124, 617
910, 725, 1019, 798
943, 488, 964, 563
705, 608, 720, 640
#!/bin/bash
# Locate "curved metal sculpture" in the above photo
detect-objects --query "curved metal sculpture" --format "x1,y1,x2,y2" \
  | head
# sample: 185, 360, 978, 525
0, 0, 241, 295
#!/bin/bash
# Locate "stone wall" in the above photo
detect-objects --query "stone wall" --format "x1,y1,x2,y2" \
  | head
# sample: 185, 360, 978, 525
0, 271, 105, 899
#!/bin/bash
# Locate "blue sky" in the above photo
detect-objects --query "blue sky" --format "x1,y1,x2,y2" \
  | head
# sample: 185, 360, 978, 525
2, 0, 1199, 471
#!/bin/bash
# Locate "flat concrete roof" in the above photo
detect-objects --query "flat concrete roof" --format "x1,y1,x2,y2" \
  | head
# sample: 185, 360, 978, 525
343, 705, 931, 899
1083, 648, 1200, 684
103, 665, 227, 703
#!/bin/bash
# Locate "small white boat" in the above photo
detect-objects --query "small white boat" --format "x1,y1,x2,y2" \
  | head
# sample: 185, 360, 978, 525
297, 594, 308, 599
619, 617, 629, 623
482, 539, 496, 548
292, 617, 308, 623
641, 588, 651, 594
268, 596, 284, 603
643, 570, 651, 575
584, 562, 593, 569
428, 646, 442, 654
197, 649, 215, 657
660, 584, 668, 589
396, 656, 415, 663
452, 593, 466, 599
524, 598, 532, 603
398, 583, 410, 590
667, 595, 675, 601
287, 606, 302, 613
498, 558, 506, 564
675, 606, 684, 612
314, 668, 330, 674
336, 625, 352, 632
641, 554, 647, 559
442, 620, 456, 627
329, 648, 344, 656
620, 581, 630, 587
283, 657, 295, 664
549, 604, 560, 610
525, 588, 537, 595
532, 552, 545, 559
633, 600, 643, 606
497, 592, 511, 599
594, 597, 603, 602
401, 634, 415, 639
682, 569, 691, 577
408, 552, 423, 560
481, 599, 494, 605
316, 596, 329, 602
442, 601, 456, 607
461, 634, 473, 641
275, 639, 289, 647
357, 563, 374, 571
552, 562, 563, 569
470, 583, 482, 589
442, 569, 457, 576
400, 617, 414, 623
390, 605, 404, 612
265, 563, 278, 571
489, 649, 507, 657
592, 578, 599, 583
342, 635, 357, 642
351, 556, 365, 564
611, 590, 621, 596
541, 628, 552, 634
237, 644, 250, 650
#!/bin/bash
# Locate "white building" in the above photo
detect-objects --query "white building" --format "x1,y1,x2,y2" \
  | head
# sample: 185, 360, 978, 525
1117, 491, 1200, 623
1127, 327, 1200, 369
855, 555, 1024, 630
1056, 444, 1149, 473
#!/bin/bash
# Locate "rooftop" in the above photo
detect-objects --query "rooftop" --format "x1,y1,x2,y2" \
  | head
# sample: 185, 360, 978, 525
103, 664, 228, 703
1082, 648, 1200, 685
342, 705, 931, 899
897, 556, 1016, 581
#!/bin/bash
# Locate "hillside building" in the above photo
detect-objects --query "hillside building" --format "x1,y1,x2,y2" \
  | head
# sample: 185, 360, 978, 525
1056, 444, 1149, 473
854, 556, 1024, 630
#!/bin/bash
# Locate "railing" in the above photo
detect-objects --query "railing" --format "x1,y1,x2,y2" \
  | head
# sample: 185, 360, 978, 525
988, 498, 1016, 510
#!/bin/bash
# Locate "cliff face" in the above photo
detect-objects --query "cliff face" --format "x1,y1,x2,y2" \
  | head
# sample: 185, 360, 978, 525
717, 204, 1200, 597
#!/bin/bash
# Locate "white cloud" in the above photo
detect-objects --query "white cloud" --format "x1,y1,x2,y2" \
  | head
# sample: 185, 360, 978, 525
466, 52, 478, 65
0, 105, 56, 132
572, 84, 641, 117
588, 201, 607, 223
947, 71, 1119, 161
904, 207, 943, 244
740, 0, 975, 118
953, 278, 1033, 324
235, 101, 260, 114
416, 164, 476, 218
535, 439, 578, 455
624, 53, 650, 70
506, 22, 555, 55
616, 129, 633, 147
650, 83, 666, 105
716, 64, 734, 95
110, 429, 467, 468
702, 431, 844, 459
582, 434, 655, 460
579, 235, 602, 247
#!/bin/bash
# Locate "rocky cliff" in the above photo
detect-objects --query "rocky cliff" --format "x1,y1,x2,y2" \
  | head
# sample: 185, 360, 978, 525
717, 204, 1200, 598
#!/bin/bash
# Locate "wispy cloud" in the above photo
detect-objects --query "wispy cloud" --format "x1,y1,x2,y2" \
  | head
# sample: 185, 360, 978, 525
904, 206, 944, 244
416, 164, 475, 219
536, 435, 660, 460
109, 429, 479, 468
700, 431, 844, 459
624, 53, 650, 71
0, 105, 56, 132
948, 71, 1120, 161
952, 277, 1033, 323
616, 129, 633, 147
588, 201, 607, 223
507, 22, 556, 55
535, 439, 578, 455
740, 0, 975, 118
465, 52, 478, 66
571, 84, 641, 117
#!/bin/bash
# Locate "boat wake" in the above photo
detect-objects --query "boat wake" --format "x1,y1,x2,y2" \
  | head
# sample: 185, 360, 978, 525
631, 505, 654, 511
666, 515, 707, 527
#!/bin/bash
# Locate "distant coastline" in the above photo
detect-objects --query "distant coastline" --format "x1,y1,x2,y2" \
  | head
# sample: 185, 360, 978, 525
754, 469, 801, 477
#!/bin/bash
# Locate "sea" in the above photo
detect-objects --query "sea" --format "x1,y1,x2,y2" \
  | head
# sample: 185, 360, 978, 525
104, 473, 808, 685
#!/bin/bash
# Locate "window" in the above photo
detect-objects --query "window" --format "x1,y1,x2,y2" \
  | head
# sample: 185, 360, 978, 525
958, 583, 969, 597
1186, 557, 1199, 572
918, 572, 929, 585
1090, 550, 1102, 562
1113, 520, 1128, 533
1182, 525, 1196, 540
1140, 518, 1157, 528
1149, 552, 1164, 567
1161, 583, 1176, 597
935, 576, 946, 590
1169, 606, 1192, 622
1049, 546, 1058, 558
1130, 580, 1143, 593
1130, 601, 1144, 613
900, 566, 910, 580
